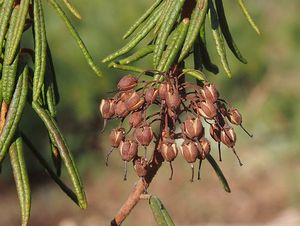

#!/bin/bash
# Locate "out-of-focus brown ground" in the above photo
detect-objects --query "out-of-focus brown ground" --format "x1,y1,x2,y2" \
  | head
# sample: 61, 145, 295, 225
1, 138, 300, 226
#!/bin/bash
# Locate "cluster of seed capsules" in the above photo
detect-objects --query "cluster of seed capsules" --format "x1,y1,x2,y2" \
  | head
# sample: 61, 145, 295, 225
100, 69, 252, 181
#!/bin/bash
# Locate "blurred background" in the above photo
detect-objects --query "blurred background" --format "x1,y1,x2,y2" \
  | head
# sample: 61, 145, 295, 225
1, 0, 300, 225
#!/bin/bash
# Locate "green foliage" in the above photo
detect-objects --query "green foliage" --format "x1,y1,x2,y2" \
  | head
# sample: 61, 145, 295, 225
0, 0, 103, 224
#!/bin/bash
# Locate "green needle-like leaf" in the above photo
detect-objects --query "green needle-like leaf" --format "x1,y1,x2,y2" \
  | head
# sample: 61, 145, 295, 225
32, 101, 87, 209
48, 0, 103, 77
9, 135, 31, 226
207, 154, 231, 193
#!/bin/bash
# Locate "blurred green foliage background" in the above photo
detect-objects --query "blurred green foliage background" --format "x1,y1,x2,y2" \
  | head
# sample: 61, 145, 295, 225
1, 0, 300, 225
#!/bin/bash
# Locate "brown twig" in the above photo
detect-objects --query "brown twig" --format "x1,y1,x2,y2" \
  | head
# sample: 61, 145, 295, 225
0, 101, 8, 133
110, 142, 164, 226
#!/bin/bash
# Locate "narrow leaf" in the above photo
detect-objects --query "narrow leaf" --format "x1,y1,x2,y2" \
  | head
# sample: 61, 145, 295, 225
108, 62, 144, 73
123, 0, 163, 39
21, 132, 79, 206
6, 0, 30, 64
237, 0, 260, 35
215, 0, 247, 63
0, 66, 28, 163
48, 0, 103, 77
149, 196, 175, 226
209, 0, 231, 78
62, 0, 82, 20
9, 135, 31, 226
0, 0, 14, 57
32, 101, 87, 209
32, 0, 47, 102
206, 154, 231, 192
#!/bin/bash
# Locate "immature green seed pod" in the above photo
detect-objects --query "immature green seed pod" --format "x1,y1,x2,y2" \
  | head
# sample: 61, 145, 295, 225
182, 117, 204, 139
119, 140, 138, 161
117, 75, 138, 91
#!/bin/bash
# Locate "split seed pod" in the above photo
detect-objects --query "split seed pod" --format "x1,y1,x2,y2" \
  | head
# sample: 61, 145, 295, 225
221, 126, 236, 148
115, 101, 129, 118
99, 99, 115, 119
158, 82, 169, 100
199, 138, 211, 160
129, 111, 143, 128
125, 92, 144, 111
181, 141, 198, 163
135, 125, 153, 146
117, 75, 138, 91
197, 101, 217, 119
227, 108, 242, 125
109, 128, 125, 148
200, 83, 219, 103
145, 87, 158, 104
133, 156, 148, 177
182, 117, 204, 139
210, 123, 221, 142
166, 90, 181, 110
119, 140, 138, 161
160, 142, 178, 162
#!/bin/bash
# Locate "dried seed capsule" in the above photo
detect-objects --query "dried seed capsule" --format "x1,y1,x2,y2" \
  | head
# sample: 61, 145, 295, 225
181, 141, 198, 182
181, 141, 198, 163
158, 82, 169, 100
200, 83, 219, 103
117, 75, 138, 91
160, 143, 178, 162
216, 101, 228, 117
135, 125, 153, 146
99, 99, 115, 119
199, 138, 211, 160
210, 123, 221, 142
145, 87, 158, 104
182, 117, 204, 139
197, 101, 217, 119
119, 140, 138, 161
125, 91, 145, 111
160, 142, 177, 180
109, 128, 125, 148
129, 111, 143, 128
227, 108, 242, 125
228, 108, 253, 137
210, 123, 223, 161
220, 126, 236, 148
120, 91, 133, 102
166, 90, 181, 110
133, 156, 148, 177
115, 101, 129, 118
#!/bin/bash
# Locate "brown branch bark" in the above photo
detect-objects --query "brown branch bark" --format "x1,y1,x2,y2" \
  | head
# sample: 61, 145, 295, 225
110, 148, 164, 226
